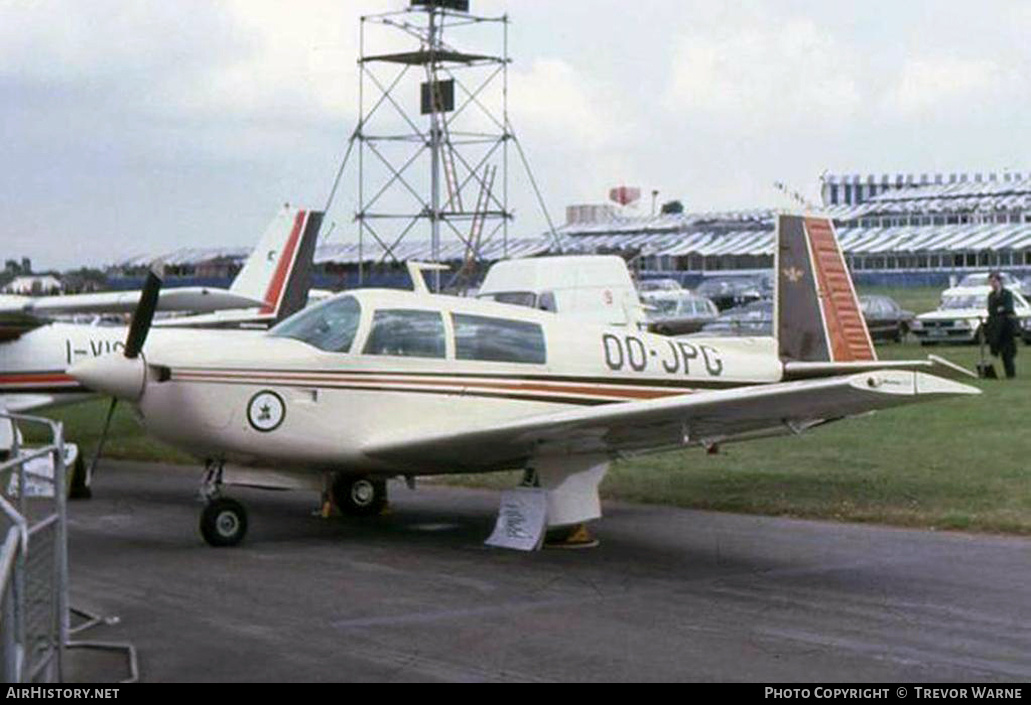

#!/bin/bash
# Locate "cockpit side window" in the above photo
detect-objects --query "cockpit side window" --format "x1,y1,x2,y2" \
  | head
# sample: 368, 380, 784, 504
269, 295, 361, 353
363, 309, 446, 359
452, 313, 547, 364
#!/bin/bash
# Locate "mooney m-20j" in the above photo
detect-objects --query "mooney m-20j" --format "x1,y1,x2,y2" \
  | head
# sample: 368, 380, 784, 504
70, 214, 979, 547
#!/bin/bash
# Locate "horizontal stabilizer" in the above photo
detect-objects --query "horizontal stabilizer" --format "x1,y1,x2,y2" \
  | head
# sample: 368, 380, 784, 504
783, 354, 978, 381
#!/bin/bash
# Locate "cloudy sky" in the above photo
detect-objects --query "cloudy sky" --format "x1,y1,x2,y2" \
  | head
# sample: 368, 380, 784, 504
2, 0, 1029, 270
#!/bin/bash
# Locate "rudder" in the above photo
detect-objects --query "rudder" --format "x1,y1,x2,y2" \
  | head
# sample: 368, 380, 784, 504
776, 214, 875, 363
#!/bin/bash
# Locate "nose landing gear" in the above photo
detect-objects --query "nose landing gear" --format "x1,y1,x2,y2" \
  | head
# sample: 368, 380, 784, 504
198, 460, 248, 547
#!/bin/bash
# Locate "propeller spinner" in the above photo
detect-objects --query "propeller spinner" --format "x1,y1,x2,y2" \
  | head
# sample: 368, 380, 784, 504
68, 270, 162, 402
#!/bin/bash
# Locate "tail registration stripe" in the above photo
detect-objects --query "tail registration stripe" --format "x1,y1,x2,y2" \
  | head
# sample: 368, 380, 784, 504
259, 210, 306, 315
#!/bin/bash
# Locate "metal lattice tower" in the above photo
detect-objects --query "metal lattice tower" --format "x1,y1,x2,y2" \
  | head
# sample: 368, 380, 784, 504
322, 0, 558, 291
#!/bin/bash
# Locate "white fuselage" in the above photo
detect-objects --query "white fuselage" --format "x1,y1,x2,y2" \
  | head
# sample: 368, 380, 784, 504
0, 322, 130, 411
131, 289, 783, 475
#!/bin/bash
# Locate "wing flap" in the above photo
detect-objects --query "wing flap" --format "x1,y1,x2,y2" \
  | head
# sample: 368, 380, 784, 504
363, 371, 979, 473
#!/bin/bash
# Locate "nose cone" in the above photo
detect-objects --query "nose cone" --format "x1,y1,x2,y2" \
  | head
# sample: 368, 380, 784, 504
69, 354, 147, 402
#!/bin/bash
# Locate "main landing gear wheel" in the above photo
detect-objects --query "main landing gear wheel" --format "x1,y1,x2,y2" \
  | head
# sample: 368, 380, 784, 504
200, 497, 248, 547
332, 475, 387, 517
68, 453, 92, 500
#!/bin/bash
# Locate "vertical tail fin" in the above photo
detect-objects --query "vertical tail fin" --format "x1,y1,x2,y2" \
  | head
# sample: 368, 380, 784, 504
776, 214, 876, 363
230, 206, 324, 322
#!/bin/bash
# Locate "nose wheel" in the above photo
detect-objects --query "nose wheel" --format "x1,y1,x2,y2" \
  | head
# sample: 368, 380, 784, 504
198, 460, 248, 547
200, 497, 248, 547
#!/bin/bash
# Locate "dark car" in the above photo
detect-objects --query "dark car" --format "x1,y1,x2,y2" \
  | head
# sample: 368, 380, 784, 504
695, 299, 773, 337
642, 291, 719, 335
859, 295, 915, 343
694, 275, 768, 311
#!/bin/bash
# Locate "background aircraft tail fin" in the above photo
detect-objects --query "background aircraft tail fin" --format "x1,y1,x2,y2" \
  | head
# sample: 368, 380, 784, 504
775, 214, 876, 363
230, 206, 323, 322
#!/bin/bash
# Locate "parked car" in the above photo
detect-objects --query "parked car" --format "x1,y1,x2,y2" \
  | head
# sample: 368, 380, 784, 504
859, 295, 915, 343
954, 271, 1030, 298
642, 291, 719, 335
695, 299, 773, 337
637, 278, 683, 294
694, 275, 767, 311
912, 287, 1031, 345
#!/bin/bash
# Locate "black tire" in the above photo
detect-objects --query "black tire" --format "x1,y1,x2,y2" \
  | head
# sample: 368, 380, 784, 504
200, 497, 248, 547
332, 475, 387, 517
68, 453, 92, 500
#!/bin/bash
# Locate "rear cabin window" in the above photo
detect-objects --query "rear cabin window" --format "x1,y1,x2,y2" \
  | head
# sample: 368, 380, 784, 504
269, 295, 361, 353
452, 313, 547, 365
363, 309, 446, 359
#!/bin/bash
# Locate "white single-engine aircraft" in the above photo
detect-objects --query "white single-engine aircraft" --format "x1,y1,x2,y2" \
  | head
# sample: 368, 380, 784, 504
69, 215, 979, 547
0, 205, 323, 414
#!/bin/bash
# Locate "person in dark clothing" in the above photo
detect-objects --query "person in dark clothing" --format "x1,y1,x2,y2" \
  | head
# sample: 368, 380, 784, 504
985, 271, 1017, 379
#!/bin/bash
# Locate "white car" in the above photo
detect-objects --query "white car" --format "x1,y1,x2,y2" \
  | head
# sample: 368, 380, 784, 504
912, 286, 1031, 345
953, 271, 1031, 298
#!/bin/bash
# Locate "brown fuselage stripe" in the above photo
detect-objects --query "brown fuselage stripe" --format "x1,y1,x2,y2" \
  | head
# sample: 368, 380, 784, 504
169, 375, 613, 406
171, 370, 687, 401
171, 366, 744, 390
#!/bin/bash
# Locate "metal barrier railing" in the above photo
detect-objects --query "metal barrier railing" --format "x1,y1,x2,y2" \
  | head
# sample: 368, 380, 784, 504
0, 411, 68, 683
0, 411, 138, 683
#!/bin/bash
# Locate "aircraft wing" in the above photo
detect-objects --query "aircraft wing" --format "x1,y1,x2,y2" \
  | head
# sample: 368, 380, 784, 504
153, 308, 269, 329
363, 370, 979, 474
0, 288, 265, 317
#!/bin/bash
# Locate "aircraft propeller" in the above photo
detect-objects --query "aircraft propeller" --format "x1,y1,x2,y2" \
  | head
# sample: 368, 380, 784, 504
72, 269, 162, 498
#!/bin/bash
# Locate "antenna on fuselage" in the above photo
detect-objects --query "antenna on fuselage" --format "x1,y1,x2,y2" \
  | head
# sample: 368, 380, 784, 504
406, 261, 450, 295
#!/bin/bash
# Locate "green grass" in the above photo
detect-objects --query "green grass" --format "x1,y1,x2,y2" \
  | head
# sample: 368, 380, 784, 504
858, 285, 942, 315
22, 401, 193, 465
601, 357, 1030, 534
23, 319, 1031, 535
444, 340, 1031, 535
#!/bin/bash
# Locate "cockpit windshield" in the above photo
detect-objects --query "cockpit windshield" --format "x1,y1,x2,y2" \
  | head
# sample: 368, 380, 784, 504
269, 295, 361, 352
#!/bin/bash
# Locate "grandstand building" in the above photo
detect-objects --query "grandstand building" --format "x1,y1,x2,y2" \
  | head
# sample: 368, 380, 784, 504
556, 171, 1031, 286
106, 171, 1031, 290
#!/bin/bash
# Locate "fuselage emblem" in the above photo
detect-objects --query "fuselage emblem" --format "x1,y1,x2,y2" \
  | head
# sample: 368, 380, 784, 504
247, 390, 286, 432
